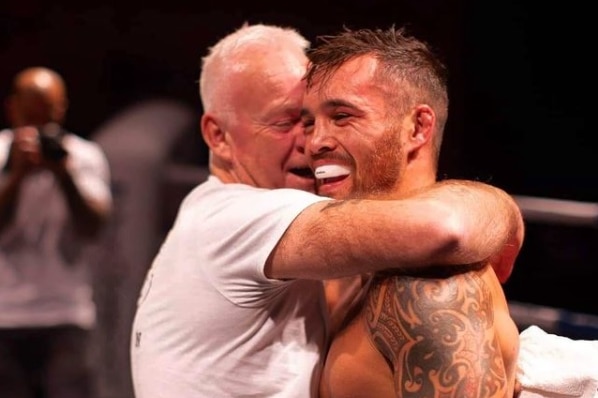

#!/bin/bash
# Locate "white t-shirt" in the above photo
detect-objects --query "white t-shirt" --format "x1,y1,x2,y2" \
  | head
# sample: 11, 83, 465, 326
0, 128, 112, 329
131, 176, 331, 397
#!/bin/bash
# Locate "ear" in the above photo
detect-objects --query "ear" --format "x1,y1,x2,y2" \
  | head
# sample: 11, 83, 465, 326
52, 98, 69, 124
50, 100, 68, 124
407, 104, 435, 152
201, 113, 231, 161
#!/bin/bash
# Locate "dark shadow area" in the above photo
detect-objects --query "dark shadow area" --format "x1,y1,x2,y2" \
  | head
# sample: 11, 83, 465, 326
505, 222, 598, 316
461, 1, 596, 202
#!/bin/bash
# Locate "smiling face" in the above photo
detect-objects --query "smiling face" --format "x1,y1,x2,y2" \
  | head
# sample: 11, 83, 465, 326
302, 55, 412, 199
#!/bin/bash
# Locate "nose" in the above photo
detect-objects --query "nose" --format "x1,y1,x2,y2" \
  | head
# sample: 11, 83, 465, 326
305, 122, 336, 156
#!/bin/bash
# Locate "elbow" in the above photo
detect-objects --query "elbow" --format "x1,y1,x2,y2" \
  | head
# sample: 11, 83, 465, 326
429, 205, 471, 264
430, 198, 525, 280
442, 215, 467, 257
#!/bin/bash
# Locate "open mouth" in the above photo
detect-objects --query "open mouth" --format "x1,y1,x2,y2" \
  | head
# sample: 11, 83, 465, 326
319, 175, 347, 184
314, 165, 350, 184
290, 167, 315, 179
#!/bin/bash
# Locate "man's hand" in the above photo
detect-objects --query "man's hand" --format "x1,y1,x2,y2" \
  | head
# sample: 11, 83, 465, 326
10, 126, 43, 177
11, 126, 70, 177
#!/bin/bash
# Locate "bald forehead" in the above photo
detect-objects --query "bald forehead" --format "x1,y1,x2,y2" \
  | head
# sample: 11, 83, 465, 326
13, 67, 66, 98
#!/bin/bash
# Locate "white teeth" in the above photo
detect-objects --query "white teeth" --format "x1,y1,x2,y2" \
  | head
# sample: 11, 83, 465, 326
314, 165, 350, 180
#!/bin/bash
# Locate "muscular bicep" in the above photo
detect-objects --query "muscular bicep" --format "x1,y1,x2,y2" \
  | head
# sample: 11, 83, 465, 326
365, 271, 510, 398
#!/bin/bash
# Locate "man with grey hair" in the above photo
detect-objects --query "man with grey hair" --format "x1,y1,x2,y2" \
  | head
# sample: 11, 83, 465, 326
130, 24, 522, 397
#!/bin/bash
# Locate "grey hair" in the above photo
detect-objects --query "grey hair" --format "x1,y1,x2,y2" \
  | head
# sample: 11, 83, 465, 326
199, 23, 310, 114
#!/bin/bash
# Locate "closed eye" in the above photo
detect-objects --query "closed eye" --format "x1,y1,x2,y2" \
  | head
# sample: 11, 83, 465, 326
273, 118, 301, 132
332, 112, 350, 121
301, 117, 314, 133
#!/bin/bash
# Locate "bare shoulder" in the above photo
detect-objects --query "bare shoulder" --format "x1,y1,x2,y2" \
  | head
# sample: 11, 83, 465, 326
365, 267, 515, 397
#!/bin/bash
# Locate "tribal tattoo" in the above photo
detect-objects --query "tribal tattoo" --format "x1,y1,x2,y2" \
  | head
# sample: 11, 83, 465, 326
365, 270, 507, 397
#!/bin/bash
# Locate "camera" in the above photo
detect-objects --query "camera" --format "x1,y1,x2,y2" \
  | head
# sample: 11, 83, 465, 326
38, 123, 68, 161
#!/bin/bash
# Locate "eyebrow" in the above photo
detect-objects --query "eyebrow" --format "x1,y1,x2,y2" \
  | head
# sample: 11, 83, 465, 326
301, 98, 357, 118
323, 99, 355, 109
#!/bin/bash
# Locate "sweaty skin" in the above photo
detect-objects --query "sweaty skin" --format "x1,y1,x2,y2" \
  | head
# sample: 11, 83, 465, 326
320, 265, 519, 398
303, 31, 522, 398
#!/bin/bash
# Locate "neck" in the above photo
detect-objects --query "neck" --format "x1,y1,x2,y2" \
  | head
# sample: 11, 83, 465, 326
370, 166, 436, 200
400, 168, 437, 195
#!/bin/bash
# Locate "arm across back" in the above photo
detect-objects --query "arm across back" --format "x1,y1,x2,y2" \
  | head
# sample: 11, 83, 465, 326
266, 179, 524, 282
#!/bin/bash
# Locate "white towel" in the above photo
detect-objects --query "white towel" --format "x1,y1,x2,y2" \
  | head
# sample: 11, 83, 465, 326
517, 325, 598, 398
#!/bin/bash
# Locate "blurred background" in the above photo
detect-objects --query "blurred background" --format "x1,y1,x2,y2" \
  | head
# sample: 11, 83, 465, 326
1, 1, 596, 397
2, 0, 596, 200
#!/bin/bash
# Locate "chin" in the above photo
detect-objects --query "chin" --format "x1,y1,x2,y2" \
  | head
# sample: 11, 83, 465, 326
315, 175, 354, 199
286, 177, 316, 193
316, 185, 346, 199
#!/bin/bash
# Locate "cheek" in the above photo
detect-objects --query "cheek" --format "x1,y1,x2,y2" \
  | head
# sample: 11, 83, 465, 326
272, 132, 300, 156
356, 134, 403, 193
249, 135, 292, 169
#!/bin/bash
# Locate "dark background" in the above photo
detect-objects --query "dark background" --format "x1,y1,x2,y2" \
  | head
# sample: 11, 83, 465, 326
1, 1, 596, 315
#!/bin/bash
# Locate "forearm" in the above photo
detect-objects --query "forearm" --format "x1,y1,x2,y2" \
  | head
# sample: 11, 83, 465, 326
267, 195, 462, 280
55, 168, 111, 238
267, 180, 523, 281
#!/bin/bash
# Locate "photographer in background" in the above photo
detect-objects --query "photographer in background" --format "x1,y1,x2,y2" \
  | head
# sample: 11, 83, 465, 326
0, 67, 112, 398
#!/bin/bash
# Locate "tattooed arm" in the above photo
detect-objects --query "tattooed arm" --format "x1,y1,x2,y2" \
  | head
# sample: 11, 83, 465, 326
366, 266, 519, 398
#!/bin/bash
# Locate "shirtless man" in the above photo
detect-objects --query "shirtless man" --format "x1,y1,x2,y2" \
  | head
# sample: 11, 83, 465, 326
301, 26, 523, 397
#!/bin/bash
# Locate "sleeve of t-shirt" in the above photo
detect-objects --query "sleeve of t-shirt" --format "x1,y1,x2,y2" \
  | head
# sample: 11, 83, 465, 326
63, 134, 113, 208
0, 130, 13, 170
192, 181, 329, 305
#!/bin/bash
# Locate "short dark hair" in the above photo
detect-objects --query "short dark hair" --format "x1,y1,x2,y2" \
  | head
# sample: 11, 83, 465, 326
304, 25, 450, 156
